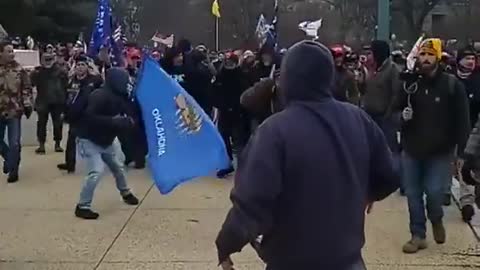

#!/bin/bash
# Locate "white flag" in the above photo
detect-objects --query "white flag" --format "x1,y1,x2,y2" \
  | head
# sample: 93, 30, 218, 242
151, 33, 174, 48
406, 34, 425, 71
298, 19, 323, 40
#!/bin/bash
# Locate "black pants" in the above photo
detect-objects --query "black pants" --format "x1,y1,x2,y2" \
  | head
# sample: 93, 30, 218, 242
218, 111, 250, 161
266, 258, 367, 270
36, 104, 63, 143
65, 126, 76, 170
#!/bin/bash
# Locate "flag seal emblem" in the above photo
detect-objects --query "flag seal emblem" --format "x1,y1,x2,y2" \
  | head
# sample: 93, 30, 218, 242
175, 94, 202, 134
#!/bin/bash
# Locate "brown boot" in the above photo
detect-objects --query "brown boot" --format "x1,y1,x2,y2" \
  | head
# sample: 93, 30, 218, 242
402, 237, 427, 254
432, 222, 446, 244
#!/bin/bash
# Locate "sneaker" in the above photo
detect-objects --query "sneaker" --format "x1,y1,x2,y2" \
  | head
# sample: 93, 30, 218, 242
7, 172, 18, 183
35, 144, 46, 155
461, 205, 475, 222
443, 194, 451, 206
57, 163, 75, 173
402, 237, 428, 254
432, 222, 446, 244
122, 193, 139, 205
217, 166, 235, 178
75, 205, 99, 220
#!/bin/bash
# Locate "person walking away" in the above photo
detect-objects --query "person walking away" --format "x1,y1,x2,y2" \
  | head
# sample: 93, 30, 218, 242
57, 55, 103, 173
212, 52, 250, 178
330, 45, 360, 105
396, 39, 470, 253
0, 41, 33, 183
31, 53, 68, 154
215, 41, 399, 270
453, 46, 480, 221
74, 68, 139, 219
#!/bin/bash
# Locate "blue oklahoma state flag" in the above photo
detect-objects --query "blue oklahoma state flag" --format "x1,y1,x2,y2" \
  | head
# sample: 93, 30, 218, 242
135, 57, 230, 194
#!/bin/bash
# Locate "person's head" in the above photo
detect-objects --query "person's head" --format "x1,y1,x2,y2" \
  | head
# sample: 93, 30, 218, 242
74, 55, 89, 77
173, 52, 183, 67
330, 45, 345, 67
56, 49, 67, 63
152, 50, 161, 61
42, 53, 56, 68
259, 45, 275, 66
0, 41, 15, 63
242, 50, 255, 66
46, 44, 55, 54
105, 67, 131, 97
224, 52, 239, 70
344, 52, 359, 70
177, 39, 192, 54
457, 46, 477, 72
418, 38, 442, 74
280, 40, 334, 104
370, 40, 390, 67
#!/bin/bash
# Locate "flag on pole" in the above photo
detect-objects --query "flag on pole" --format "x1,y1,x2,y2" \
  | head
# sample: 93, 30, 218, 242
88, 0, 112, 56
110, 21, 126, 67
135, 57, 230, 194
406, 34, 425, 71
298, 19, 323, 40
151, 33, 174, 48
212, 0, 221, 18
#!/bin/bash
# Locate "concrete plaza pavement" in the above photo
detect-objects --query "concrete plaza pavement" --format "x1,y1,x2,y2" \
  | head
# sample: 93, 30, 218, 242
0, 146, 479, 270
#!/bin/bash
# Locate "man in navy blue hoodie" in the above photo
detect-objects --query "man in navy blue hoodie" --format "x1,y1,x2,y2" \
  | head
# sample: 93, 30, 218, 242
215, 41, 399, 270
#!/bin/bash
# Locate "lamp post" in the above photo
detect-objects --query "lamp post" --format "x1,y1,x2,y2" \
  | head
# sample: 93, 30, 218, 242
377, 0, 391, 41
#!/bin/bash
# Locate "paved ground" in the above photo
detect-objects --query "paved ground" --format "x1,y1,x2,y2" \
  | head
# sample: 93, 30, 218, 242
0, 146, 479, 270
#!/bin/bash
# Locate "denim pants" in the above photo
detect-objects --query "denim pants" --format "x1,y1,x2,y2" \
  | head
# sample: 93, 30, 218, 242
77, 138, 130, 209
0, 117, 21, 175
402, 151, 452, 238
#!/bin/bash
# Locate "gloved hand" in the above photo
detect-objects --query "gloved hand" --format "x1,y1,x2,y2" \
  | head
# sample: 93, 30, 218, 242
24, 106, 33, 119
402, 107, 413, 121
112, 115, 134, 129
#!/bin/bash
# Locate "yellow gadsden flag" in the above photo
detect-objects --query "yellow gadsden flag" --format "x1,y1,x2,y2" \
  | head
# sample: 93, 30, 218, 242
212, 0, 221, 18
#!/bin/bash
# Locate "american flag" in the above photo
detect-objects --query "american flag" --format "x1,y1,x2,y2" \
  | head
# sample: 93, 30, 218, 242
113, 24, 128, 44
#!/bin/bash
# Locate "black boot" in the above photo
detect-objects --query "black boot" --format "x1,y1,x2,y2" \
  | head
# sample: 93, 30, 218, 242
461, 205, 475, 222
75, 205, 99, 220
55, 141, 64, 153
3, 160, 9, 174
122, 193, 139, 205
7, 172, 18, 183
57, 163, 75, 173
35, 143, 46, 154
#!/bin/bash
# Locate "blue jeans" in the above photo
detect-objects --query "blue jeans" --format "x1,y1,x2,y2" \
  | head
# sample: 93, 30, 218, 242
402, 152, 452, 238
0, 117, 21, 175
77, 138, 130, 209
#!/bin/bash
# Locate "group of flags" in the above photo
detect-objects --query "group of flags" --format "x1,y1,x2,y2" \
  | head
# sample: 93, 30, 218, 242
84, 0, 325, 196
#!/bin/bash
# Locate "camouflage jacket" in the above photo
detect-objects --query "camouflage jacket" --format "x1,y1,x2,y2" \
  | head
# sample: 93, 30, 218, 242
0, 61, 33, 119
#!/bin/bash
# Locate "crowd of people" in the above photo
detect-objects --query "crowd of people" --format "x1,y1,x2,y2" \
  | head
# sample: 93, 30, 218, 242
1, 34, 480, 269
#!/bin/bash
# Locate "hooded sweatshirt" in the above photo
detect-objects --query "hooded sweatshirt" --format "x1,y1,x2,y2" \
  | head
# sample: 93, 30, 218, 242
77, 68, 135, 147
215, 41, 399, 270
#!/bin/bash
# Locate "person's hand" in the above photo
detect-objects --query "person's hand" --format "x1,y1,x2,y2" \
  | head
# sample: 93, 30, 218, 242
24, 106, 33, 119
112, 115, 134, 129
220, 257, 234, 270
366, 202, 374, 214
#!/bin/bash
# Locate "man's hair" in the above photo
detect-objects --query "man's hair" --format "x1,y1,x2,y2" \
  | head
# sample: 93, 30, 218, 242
0, 41, 12, 52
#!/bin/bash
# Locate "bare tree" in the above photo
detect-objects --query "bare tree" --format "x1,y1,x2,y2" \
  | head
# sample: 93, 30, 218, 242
393, 0, 442, 41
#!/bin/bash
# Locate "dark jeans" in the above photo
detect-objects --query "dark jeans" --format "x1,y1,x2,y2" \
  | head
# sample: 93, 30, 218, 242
65, 126, 77, 170
37, 104, 63, 143
0, 117, 21, 174
402, 151, 452, 238
218, 111, 250, 161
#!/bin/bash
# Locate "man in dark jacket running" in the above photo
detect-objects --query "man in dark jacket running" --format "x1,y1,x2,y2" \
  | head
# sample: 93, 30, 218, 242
215, 40, 399, 270
74, 68, 139, 220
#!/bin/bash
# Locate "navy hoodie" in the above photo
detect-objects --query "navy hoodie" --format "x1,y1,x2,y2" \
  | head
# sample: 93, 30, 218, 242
215, 41, 399, 269
77, 68, 134, 147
